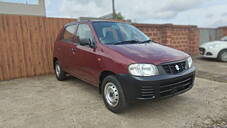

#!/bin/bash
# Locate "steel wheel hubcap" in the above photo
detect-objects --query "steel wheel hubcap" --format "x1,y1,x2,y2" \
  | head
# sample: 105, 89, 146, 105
55, 64, 61, 77
221, 52, 227, 61
104, 82, 119, 107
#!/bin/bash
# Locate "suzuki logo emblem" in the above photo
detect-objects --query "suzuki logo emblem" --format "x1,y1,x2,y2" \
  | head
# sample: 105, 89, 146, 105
175, 65, 180, 71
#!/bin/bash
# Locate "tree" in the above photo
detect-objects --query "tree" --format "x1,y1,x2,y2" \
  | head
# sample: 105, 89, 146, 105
113, 12, 124, 20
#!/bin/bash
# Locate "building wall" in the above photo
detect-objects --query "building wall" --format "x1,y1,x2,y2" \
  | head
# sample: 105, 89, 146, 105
0, 0, 45, 16
199, 27, 227, 44
199, 28, 218, 44
218, 27, 227, 38
134, 23, 199, 55
0, 14, 199, 80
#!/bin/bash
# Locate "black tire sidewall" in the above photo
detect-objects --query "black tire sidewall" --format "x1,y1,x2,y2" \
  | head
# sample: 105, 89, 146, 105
101, 75, 127, 113
55, 61, 66, 81
218, 50, 227, 62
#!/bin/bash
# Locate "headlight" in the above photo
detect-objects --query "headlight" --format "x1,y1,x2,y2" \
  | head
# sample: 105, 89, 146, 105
128, 64, 159, 76
187, 56, 193, 68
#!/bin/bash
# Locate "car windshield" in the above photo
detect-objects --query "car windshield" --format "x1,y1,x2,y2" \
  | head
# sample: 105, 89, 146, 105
221, 36, 227, 41
92, 22, 150, 45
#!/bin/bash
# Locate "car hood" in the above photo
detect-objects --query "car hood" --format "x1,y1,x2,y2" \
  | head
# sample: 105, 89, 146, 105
200, 41, 226, 47
107, 43, 189, 65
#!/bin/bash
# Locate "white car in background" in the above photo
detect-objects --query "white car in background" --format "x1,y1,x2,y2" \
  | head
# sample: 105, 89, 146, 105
199, 36, 227, 62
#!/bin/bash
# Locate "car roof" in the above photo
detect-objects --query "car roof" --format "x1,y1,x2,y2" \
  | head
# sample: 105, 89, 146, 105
64, 20, 125, 27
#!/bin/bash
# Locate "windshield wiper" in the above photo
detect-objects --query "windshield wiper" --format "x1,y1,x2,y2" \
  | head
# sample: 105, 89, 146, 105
106, 39, 152, 45
112, 40, 140, 45
139, 39, 152, 44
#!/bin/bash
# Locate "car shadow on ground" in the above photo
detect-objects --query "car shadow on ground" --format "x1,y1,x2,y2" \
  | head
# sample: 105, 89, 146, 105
63, 75, 97, 88
123, 95, 192, 115
195, 56, 227, 63
195, 56, 219, 62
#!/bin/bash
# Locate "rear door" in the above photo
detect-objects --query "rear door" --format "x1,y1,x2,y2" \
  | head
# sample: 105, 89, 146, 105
59, 24, 79, 74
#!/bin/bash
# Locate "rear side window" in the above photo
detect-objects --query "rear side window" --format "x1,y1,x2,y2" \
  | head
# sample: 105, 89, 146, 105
62, 24, 77, 42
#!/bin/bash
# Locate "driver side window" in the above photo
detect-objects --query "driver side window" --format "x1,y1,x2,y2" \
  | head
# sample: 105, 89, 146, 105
77, 24, 93, 45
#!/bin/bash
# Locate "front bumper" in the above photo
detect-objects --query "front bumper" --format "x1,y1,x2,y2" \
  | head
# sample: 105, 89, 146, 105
116, 67, 196, 102
199, 47, 218, 58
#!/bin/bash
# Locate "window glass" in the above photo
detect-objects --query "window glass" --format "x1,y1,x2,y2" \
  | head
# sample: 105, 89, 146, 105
77, 24, 93, 43
62, 24, 77, 42
93, 22, 149, 45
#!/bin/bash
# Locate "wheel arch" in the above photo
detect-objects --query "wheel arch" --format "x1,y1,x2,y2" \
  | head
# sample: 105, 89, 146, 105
99, 71, 116, 94
53, 57, 58, 69
218, 48, 227, 57
218, 48, 227, 61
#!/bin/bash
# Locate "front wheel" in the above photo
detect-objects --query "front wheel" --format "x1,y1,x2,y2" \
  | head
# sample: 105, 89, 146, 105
101, 75, 128, 113
218, 50, 227, 62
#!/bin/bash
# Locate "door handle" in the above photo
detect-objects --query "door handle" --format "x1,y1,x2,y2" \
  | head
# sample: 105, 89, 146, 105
72, 48, 76, 54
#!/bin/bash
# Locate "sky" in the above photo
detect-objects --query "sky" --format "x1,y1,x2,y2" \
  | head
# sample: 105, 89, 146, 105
45, 0, 227, 28
0, 0, 38, 4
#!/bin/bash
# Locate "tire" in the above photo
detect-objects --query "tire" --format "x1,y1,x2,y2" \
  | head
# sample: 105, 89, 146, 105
54, 61, 67, 81
218, 50, 227, 62
101, 75, 128, 113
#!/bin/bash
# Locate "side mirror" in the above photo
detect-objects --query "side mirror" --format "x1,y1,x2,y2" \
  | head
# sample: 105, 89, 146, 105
79, 38, 96, 48
79, 38, 90, 46
89, 40, 96, 48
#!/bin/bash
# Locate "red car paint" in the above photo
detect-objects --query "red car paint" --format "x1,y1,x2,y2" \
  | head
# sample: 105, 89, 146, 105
53, 21, 189, 87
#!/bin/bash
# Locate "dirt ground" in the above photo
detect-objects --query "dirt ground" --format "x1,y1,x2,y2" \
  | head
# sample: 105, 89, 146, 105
194, 56, 227, 83
0, 58, 226, 128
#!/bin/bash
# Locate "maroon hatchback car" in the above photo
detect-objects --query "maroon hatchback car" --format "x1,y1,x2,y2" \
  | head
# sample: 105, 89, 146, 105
53, 20, 195, 113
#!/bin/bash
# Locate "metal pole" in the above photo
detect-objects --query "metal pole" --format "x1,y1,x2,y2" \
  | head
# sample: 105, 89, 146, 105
112, 0, 116, 19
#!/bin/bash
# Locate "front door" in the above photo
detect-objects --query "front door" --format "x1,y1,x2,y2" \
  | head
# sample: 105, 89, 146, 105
74, 23, 101, 85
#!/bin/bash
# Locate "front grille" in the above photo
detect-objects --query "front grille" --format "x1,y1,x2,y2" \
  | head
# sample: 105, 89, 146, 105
162, 61, 186, 74
159, 76, 193, 97
199, 48, 205, 55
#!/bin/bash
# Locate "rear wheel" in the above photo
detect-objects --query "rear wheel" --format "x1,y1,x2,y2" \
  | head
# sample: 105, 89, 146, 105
54, 61, 66, 81
101, 75, 128, 113
218, 50, 227, 62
